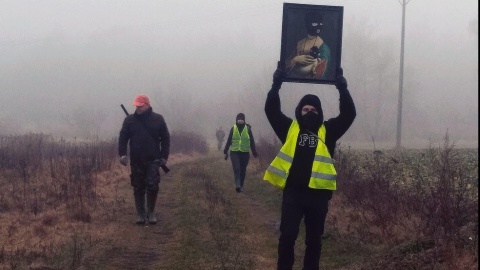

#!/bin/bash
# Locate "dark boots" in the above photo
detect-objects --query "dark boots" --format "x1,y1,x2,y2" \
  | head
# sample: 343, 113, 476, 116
134, 193, 146, 225
146, 192, 158, 224
134, 191, 158, 225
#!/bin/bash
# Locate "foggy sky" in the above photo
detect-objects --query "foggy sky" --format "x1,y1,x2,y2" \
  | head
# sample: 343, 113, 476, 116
0, 0, 478, 148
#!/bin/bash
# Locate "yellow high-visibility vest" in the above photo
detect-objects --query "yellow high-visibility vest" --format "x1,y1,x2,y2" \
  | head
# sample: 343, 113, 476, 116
263, 121, 337, 190
230, 125, 250, 152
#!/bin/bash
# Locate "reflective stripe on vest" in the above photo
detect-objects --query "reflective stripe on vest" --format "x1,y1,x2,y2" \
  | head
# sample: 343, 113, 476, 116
263, 121, 337, 190
230, 125, 250, 152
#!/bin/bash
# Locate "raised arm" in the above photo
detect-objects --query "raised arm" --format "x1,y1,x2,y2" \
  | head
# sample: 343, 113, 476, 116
324, 68, 356, 150
265, 64, 293, 143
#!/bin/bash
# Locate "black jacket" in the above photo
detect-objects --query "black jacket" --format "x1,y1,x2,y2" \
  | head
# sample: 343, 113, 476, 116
118, 107, 170, 164
264, 81, 356, 190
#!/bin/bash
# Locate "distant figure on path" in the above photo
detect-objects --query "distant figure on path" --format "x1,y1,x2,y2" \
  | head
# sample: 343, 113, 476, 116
215, 126, 226, 151
223, 113, 259, 193
118, 94, 170, 225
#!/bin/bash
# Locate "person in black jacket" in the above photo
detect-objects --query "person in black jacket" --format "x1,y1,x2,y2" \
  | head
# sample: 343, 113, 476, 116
264, 64, 356, 270
118, 94, 170, 225
223, 113, 259, 193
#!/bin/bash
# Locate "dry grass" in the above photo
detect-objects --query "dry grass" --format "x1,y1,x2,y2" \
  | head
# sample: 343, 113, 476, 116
0, 132, 207, 269
0, 133, 477, 269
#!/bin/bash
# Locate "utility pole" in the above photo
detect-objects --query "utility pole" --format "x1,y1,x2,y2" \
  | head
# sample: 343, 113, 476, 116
396, 0, 411, 149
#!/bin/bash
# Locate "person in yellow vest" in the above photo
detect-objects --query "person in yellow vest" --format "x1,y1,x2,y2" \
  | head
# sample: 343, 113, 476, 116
223, 113, 259, 193
264, 64, 356, 270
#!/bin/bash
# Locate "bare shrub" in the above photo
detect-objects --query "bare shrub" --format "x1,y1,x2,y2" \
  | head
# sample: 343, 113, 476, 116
406, 134, 478, 267
254, 136, 281, 173
0, 134, 117, 215
334, 134, 478, 268
336, 146, 407, 243
0, 134, 117, 268
170, 130, 209, 154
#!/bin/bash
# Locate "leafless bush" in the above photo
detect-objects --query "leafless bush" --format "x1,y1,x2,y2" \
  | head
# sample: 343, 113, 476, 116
254, 136, 281, 173
170, 130, 209, 154
407, 134, 478, 266
0, 134, 117, 216
335, 134, 478, 267
0, 134, 118, 269
336, 146, 407, 243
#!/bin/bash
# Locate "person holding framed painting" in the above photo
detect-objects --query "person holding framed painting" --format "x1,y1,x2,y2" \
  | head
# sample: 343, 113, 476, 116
263, 63, 356, 269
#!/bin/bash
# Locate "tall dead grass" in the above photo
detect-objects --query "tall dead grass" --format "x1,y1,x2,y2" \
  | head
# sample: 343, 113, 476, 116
0, 130, 211, 269
334, 134, 478, 269
0, 133, 118, 269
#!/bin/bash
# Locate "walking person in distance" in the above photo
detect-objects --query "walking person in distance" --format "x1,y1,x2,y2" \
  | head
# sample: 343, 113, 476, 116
216, 126, 226, 151
223, 113, 259, 193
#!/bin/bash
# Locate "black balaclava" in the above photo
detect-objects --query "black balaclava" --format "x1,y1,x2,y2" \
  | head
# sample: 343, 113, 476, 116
304, 11, 324, 37
295, 94, 324, 132
235, 113, 246, 133
236, 113, 245, 126
236, 113, 245, 121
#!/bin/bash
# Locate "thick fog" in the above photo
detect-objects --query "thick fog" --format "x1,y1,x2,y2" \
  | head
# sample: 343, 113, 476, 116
1, 0, 478, 148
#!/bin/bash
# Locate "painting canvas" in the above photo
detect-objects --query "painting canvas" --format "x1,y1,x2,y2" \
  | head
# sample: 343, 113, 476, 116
280, 3, 344, 85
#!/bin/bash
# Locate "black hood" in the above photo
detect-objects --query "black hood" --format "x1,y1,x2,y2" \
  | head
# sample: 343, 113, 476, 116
235, 113, 246, 130
236, 113, 245, 121
295, 94, 324, 129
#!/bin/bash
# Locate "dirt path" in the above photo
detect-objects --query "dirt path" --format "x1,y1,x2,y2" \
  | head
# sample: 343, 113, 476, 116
91, 151, 281, 270
97, 166, 179, 270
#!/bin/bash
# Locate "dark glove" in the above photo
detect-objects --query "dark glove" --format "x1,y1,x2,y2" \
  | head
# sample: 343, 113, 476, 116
119, 155, 128, 166
224, 153, 228, 160
335, 67, 348, 90
273, 61, 286, 85
159, 158, 167, 166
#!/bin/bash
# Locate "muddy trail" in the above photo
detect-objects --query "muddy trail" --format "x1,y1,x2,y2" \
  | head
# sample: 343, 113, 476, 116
89, 151, 281, 270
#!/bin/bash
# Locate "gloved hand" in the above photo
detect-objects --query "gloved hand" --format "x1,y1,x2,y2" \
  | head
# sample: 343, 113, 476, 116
335, 67, 348, 91
224, 153, 228, 160
273, 61, 286, 85
159, 158, 167, 166
119, 155, 128, 166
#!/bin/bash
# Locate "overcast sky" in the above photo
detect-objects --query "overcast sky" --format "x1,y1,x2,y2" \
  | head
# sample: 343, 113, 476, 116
0, 0, 478, 147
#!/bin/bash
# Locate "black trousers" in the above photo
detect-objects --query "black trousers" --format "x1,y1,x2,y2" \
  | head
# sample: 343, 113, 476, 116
229, 151, 250, 189
277, 187, 331, 270
130, 161, 160, 196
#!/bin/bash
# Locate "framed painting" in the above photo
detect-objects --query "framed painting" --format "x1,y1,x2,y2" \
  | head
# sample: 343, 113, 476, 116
280, 3, 344, 85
